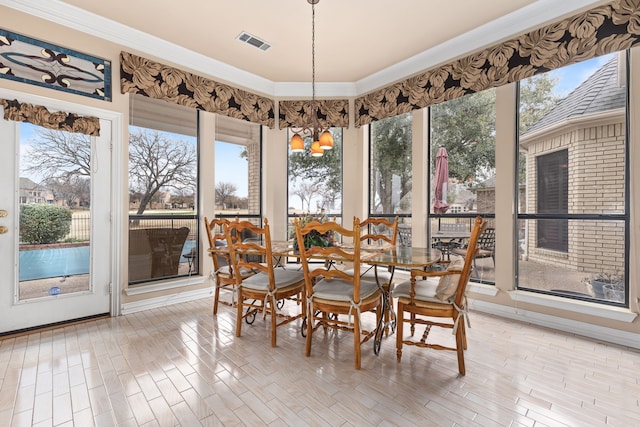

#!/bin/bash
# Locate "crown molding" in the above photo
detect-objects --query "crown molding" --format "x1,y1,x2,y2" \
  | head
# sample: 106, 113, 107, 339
0, 0, 607, 98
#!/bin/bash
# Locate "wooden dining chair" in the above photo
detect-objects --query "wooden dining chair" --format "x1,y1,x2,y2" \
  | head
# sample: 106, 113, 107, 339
295, 217, 382, 369
226, 218, 306, 347
345, 216, 398, 332
345, 216, 398, 281
204, 217, 242, 314
393, 216, 486, 375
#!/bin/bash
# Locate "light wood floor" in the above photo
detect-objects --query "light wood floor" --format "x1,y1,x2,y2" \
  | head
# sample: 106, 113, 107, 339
1, 297, 639, 427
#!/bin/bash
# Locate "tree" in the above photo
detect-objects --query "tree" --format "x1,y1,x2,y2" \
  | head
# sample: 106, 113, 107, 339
518, 74, 560, 182
215, 182, 237, 209
128, 129, 197, 214
430, 76, 558, 185
24, 129, 91, 180
371, 113, 412, 214
431, 90, 496, 183
25, 128, 197, 215
45, 175, 90, 208
291, 181, 322, 212
519, 73, 559, 133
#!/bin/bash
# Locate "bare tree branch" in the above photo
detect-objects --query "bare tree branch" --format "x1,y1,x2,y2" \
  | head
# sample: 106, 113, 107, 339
128, 129, 197, 214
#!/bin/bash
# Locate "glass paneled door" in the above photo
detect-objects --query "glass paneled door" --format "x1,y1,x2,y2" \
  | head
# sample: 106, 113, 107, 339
0, 105, 112, 334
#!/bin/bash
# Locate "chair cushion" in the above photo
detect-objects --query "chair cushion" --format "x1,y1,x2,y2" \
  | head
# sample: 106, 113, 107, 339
475, 248, 494, 258
435, 257, 464, 301
392, 277, 441, 303
344, 266, 393, 283
216, 265, 254, 278
241, 269, 304, 291
313, 278, 380, 302
451, 247, 493, 258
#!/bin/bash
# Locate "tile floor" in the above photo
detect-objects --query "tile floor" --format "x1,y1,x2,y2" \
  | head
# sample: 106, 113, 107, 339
1, 297, 639, 426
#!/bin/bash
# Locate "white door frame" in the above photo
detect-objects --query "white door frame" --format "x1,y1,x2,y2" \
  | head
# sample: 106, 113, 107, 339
0, 88, 123, 329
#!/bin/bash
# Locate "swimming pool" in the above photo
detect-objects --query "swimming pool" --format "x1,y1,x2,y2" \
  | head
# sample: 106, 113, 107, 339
19, 245, 90, 281
19, 240, 196, 281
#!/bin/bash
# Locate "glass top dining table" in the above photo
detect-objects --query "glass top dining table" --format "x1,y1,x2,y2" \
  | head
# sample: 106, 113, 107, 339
271, 241, 442, 350
270, 241, 442, 270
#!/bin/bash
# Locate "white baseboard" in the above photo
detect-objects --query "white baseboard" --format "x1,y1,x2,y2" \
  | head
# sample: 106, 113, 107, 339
469, 299, 640, 350
121, 287, 213, 315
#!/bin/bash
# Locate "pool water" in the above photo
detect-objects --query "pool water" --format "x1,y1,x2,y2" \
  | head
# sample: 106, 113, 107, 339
19, 246, 90, 281
19, 241, 196, 281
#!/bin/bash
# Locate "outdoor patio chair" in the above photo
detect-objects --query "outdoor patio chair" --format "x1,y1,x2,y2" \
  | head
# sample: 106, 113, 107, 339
393, 216, 486, 375
128, 229, 153, 282
145, 227, 190, 278
451, 226, 495, 276
398, 224, 412, 247
226, 218, 306, 347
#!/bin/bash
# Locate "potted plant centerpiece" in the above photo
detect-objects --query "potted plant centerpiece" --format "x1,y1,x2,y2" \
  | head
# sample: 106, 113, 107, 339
291, 211, 335, 251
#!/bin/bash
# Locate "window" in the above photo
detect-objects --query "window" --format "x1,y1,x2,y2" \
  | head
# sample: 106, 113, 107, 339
536, 150, 568, 252
369, 113, 412, 245
430, 89, 496, 283
517, 52, 628, 304
18, 123, 92, 300
288, 128, 343, 235
128, 95, 198, 284
214, 115, 262, 223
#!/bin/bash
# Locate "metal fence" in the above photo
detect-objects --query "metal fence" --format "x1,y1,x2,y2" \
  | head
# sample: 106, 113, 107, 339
67, 213, 90, 241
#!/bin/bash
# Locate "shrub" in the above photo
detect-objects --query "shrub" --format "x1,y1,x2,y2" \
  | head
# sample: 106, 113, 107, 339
20, 204, 72, 244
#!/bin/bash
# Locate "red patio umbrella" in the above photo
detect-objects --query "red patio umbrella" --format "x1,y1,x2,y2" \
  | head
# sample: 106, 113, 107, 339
433, 146, 449, 214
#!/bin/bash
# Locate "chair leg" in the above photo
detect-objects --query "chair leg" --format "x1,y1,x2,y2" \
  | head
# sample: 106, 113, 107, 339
460, 318, 467, 350
322, 312, 329, 333
213, 278, 221, 315
235, 288, 243, 337
455, 323, 466, 375
353, 311, 361, 370
396, 302, 404, 362
270, 295, 277, 347
305, 310, 313, 357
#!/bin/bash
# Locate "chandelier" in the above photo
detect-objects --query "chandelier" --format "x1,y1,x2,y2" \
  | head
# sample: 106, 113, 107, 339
289, 0, 334, 157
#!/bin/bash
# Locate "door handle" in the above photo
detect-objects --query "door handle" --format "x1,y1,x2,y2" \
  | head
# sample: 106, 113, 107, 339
0, 226, 7, 234
0, 210, 7, 218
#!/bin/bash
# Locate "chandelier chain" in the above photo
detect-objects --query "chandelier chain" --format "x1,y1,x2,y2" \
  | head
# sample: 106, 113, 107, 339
311, 0, 317, 136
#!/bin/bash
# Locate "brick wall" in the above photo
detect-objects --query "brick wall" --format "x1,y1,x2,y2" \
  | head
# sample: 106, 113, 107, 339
247, 141, 260, 215
524, 121, 625, 273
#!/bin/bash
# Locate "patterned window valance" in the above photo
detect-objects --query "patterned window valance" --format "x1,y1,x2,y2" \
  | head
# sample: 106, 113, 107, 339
355, 0, 640, 127
120, 51, 275, 128
0, 98, 100, 136
279, 99, 349, 129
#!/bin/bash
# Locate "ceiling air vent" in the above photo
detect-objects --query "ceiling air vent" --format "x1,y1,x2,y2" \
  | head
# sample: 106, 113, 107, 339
236, 31, 271, 51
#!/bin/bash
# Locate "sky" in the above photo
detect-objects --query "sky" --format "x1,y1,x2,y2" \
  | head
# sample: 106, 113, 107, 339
19, 123, 46, 182
548, 53, 615, 96
215, 141, 248, 197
